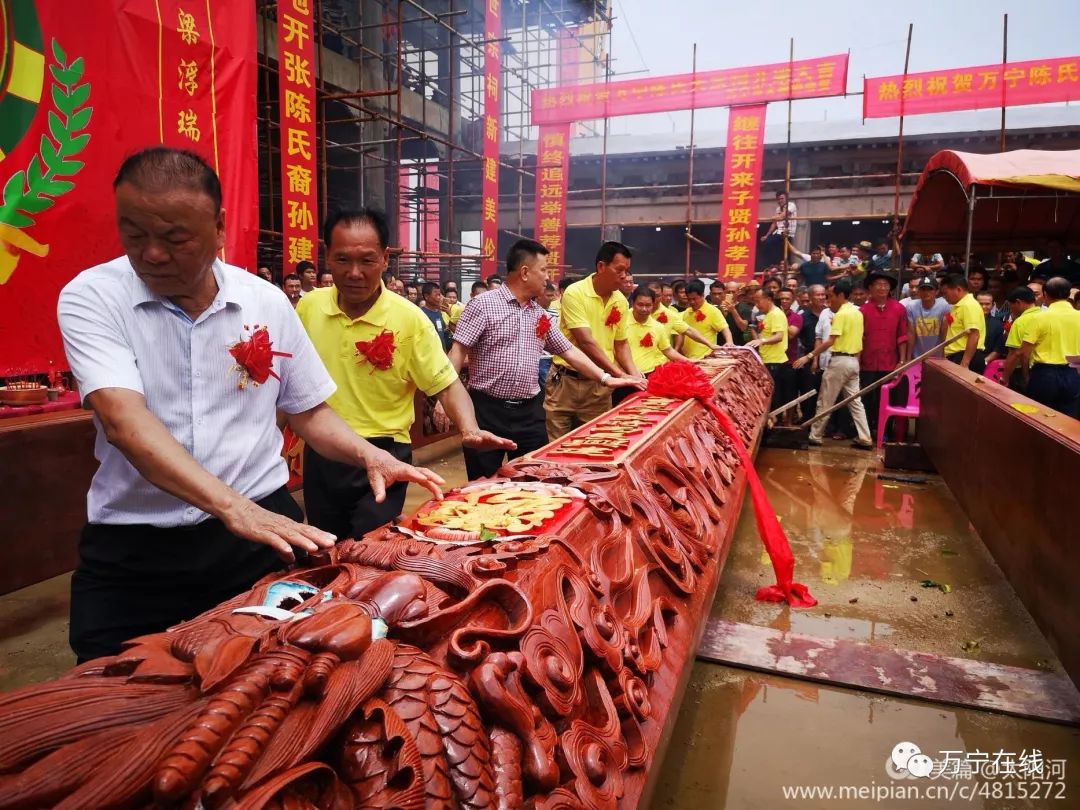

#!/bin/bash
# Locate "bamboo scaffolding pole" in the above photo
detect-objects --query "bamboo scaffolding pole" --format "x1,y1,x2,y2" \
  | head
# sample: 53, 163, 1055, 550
891, 23, 913, 289
684, 43, 697, 278
1000, 14, 1009, 152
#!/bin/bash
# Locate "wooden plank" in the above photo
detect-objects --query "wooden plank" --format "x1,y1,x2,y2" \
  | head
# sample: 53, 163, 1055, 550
697, 618, 1080, 726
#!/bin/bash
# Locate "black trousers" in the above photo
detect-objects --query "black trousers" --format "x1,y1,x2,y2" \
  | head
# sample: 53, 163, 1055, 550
1027, 364, 1080, 417
70, 486, 298, 662
765, 362, 794, 413
464, 389, 547, 480
796, 365, 822, 421
945, 349, 987, 375
759, 233, 784, 270
303, 438, 412, 541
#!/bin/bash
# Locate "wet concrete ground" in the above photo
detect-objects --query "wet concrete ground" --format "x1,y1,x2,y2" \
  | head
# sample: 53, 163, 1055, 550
653, 442, 1080, 808
0, 442, 1077, 808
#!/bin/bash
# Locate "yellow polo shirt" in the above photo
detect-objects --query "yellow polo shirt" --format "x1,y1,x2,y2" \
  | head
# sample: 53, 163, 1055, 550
627, 317, 672, 374
447, 302, 464, 328
653, 305, 688, 345
681, 302, 726, 359
296, 285, 458, 443
1005, 306, 1040, 350
1027, 300, 1080, 365
758, 306, 789, 364
829, 302, 864, 354
553, 274, 629, 368
945, 292, 986, 352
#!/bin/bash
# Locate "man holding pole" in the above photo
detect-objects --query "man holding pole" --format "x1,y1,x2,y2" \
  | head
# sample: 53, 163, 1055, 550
792, 280, 874, 449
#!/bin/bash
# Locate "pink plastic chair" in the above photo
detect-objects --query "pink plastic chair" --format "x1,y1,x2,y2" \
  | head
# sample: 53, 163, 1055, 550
984, 359, 1005, 384
876, 363, 922, 448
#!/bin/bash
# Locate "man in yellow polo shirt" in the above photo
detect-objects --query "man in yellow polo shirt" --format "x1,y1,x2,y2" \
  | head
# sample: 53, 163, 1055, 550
793, 280, 873, 448
1008, 277, 1080, 416
1002, 285, 1041, 389
940, 273, 987, 373
748, 289, 791, 413
297, 208, 512, 539
546, 241, 644, 438
652, 283, 721, 357
681, 279, 734, 359
627, 286, 685, 374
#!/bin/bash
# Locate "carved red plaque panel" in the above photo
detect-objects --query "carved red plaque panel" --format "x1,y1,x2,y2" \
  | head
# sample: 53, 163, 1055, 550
0, 349, 772, 809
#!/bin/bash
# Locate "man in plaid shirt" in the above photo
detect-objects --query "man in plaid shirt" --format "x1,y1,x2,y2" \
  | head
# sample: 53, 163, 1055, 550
450, 239, 644, 480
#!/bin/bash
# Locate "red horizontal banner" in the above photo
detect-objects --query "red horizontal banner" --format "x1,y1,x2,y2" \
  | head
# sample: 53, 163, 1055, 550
531, 54, 848, 125
864, 55, 1080, 118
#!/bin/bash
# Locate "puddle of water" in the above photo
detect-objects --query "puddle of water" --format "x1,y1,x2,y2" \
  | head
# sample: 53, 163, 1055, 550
652, 662, 1080, 809
714, 447, 1060, 671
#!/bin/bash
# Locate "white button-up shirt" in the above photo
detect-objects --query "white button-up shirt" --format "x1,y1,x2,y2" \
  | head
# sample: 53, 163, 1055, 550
58, 256, 335, 527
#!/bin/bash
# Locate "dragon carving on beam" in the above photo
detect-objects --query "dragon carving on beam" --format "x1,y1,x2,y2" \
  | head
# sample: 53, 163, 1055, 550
0, 349, 772, 809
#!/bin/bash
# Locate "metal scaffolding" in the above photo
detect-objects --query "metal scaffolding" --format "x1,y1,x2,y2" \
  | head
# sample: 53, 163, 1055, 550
255, 0, 612, 286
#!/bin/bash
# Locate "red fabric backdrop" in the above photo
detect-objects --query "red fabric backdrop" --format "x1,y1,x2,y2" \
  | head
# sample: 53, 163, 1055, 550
0, 0, 258, 376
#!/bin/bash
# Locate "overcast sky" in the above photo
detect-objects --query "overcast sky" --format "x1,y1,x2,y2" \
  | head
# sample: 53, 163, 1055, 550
604, 0, 1079, 137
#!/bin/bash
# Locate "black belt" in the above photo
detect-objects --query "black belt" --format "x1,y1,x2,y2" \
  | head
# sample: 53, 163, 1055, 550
470, 388, 540, 407
831, 352, 856, 356
1031, 362, 1068, 369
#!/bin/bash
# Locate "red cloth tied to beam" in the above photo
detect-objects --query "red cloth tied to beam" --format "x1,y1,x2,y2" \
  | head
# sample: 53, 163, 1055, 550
647, 360, 817, 608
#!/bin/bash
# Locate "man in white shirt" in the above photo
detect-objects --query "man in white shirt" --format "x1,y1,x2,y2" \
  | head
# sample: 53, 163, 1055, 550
58, 147, 444, 662
759, 191, 797, 270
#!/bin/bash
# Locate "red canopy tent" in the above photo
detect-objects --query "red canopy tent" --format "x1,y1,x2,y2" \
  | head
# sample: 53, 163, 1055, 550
901, 149, 1080, 256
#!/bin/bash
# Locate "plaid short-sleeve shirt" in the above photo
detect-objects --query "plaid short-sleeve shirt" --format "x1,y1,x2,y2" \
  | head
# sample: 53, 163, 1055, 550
452, 285, 572, 399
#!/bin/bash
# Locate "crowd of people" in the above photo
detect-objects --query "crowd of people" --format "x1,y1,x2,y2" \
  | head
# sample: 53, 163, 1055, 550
740, 236, 1080, 442
50, 147, 1080, 662
259, 221, 1080, 466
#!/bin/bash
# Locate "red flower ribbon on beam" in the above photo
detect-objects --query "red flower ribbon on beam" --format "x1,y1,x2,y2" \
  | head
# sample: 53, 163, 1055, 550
646, 360, 817, 609
228, 325, 291, 389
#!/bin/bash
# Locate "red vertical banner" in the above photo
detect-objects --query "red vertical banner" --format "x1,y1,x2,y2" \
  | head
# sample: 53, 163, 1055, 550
277, 0, 318, 272
717, 104, 767, 284
0, 0, 257, 375
480, 0, 501, 280
533, 125, 570, 282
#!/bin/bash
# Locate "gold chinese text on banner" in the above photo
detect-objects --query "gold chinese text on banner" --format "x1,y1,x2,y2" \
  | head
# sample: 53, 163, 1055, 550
480, 0, 501, 279
277, 0, 317, 270
717, 105, 767, 284
533, 124, 571, 282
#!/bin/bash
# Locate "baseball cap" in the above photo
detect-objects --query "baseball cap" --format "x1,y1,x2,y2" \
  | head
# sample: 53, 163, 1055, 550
916, 276, 938, 289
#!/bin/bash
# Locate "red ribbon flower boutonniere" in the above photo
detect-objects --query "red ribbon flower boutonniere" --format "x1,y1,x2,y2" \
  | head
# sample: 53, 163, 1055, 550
656, 311, 668, 324
228, 325, 291, 389
604, 307, 621, 328
355, 329, 396, 372
640, 332, 654, 348
944, 312, 954, 327
694, 309, 706, 322
536, 313, 552, 340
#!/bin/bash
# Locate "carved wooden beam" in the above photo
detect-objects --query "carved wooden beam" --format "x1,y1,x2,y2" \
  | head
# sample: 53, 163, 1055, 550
0, 348, 772, 809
